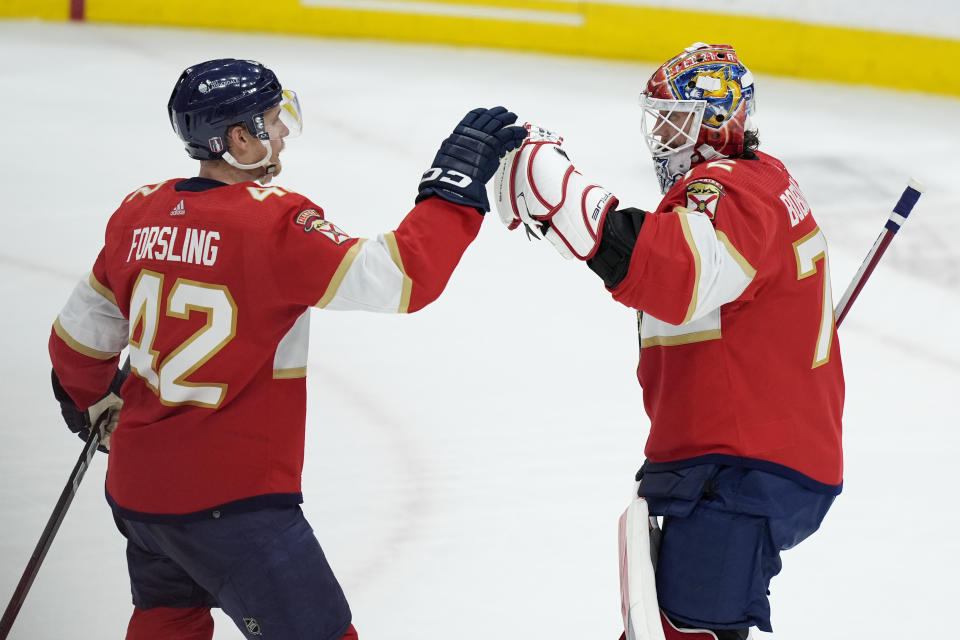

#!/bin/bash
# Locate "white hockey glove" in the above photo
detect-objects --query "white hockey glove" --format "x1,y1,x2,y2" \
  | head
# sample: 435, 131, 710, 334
87, 390, 123, 451
493, 123, 618, 260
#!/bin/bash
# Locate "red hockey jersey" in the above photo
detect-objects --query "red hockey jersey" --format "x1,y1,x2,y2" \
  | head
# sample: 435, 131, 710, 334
49, 178, 483, 518
611, 152, 844, 491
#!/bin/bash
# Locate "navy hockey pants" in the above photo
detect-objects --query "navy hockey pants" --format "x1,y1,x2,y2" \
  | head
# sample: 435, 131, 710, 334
637, 464, 836, 633
114, 505, 352, 640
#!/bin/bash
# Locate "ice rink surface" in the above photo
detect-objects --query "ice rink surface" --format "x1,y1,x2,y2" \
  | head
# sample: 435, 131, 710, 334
1, 20, 958, 639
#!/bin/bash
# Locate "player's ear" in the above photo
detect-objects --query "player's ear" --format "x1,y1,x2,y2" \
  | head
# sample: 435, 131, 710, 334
225, 124, 251, 154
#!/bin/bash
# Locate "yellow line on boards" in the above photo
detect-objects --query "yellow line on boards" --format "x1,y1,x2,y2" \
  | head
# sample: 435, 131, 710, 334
3, 0, 957, 96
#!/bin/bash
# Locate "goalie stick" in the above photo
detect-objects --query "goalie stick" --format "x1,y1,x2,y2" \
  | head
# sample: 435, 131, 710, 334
835, 179, 923, 327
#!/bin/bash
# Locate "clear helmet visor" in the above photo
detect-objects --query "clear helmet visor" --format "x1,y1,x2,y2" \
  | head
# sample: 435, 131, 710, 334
248, 90, 303, 142
273, 89, 303, 139
640, 94, 705, 158
222, 90, 303, 179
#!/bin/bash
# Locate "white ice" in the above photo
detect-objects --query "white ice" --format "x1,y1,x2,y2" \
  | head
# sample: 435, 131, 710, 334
1, 20, 958, 640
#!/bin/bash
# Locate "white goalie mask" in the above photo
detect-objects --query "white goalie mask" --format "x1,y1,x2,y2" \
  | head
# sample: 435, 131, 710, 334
640, 96, 712, 195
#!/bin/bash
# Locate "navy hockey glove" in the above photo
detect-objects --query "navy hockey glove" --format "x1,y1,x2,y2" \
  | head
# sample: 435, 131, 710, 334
51, 361, 129, 453
417, 106, 528, 213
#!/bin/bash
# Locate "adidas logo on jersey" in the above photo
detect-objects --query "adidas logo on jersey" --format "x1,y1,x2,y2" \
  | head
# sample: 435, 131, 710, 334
170, 200, 186, 216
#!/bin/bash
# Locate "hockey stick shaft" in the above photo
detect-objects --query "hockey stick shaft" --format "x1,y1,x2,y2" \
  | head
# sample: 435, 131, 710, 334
0, 428, 101, 640
834, 179, 923, 327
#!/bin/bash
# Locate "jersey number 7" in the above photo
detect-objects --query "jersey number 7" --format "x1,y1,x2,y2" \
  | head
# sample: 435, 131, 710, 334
793, 227, 836, 368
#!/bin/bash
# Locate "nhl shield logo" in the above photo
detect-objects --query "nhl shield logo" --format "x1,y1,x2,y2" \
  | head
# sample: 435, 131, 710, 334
243, 617, 262, 636
685, 179, 724, 219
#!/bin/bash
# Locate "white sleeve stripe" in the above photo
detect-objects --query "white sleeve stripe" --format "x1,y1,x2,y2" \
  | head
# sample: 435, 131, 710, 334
320, 235, 409, 313
315, 240, 366, 308
273, 309, 311, 375
56, 276, 129, 354
88, 272, 118, 306
677, 211, 756, 324
383, 232, 413, 314
715, 231, 757, 278
53, 318, 119, 360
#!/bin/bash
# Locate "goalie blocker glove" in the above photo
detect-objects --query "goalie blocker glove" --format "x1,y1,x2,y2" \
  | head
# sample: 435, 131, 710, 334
51, 360, 129, 453
417, 106, 527, 213
494, 124, 622, 260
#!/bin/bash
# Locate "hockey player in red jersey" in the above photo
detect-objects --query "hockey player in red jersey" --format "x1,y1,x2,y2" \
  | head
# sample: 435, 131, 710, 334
48, 58, 526, 640
495, 43, 843, 639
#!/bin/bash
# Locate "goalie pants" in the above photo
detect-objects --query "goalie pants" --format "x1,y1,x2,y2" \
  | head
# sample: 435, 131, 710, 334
637, 464, 836, 633
114, 505, 353, 640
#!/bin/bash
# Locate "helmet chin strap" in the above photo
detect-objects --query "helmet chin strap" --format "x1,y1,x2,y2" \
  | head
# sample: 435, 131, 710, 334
222, 139, 277, 184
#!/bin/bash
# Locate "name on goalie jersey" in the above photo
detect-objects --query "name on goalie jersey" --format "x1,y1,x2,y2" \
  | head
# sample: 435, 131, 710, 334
126, 225, 220, 266
779, 176, 811, 227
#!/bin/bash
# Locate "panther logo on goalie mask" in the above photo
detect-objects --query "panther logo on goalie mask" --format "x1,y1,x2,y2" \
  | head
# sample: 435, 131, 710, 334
669, 63, 747, 132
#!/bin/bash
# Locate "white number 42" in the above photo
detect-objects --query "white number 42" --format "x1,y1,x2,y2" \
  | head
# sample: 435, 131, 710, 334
128, 270, 237, 408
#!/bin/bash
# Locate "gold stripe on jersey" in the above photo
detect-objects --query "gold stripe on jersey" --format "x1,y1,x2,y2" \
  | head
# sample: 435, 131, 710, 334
53, 317, 119, 360
383, 232, 413, 314
641, 329, 722, 348
715, 231, 757, 279
676, 212, 702, 325
316, 239, 365, 308
273, 367, 307, 379
88, 272, 118, 306
124, 181, 168, 203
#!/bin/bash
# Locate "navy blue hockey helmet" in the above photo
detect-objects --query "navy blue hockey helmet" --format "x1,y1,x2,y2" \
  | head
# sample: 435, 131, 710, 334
167, 59, 298, 161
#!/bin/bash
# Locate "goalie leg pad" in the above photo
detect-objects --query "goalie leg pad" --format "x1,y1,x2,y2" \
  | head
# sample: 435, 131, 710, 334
619, 488, 666, 640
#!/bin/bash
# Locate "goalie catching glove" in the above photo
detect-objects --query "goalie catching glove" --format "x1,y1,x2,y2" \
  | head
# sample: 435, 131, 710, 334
494, 124, 618, 260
